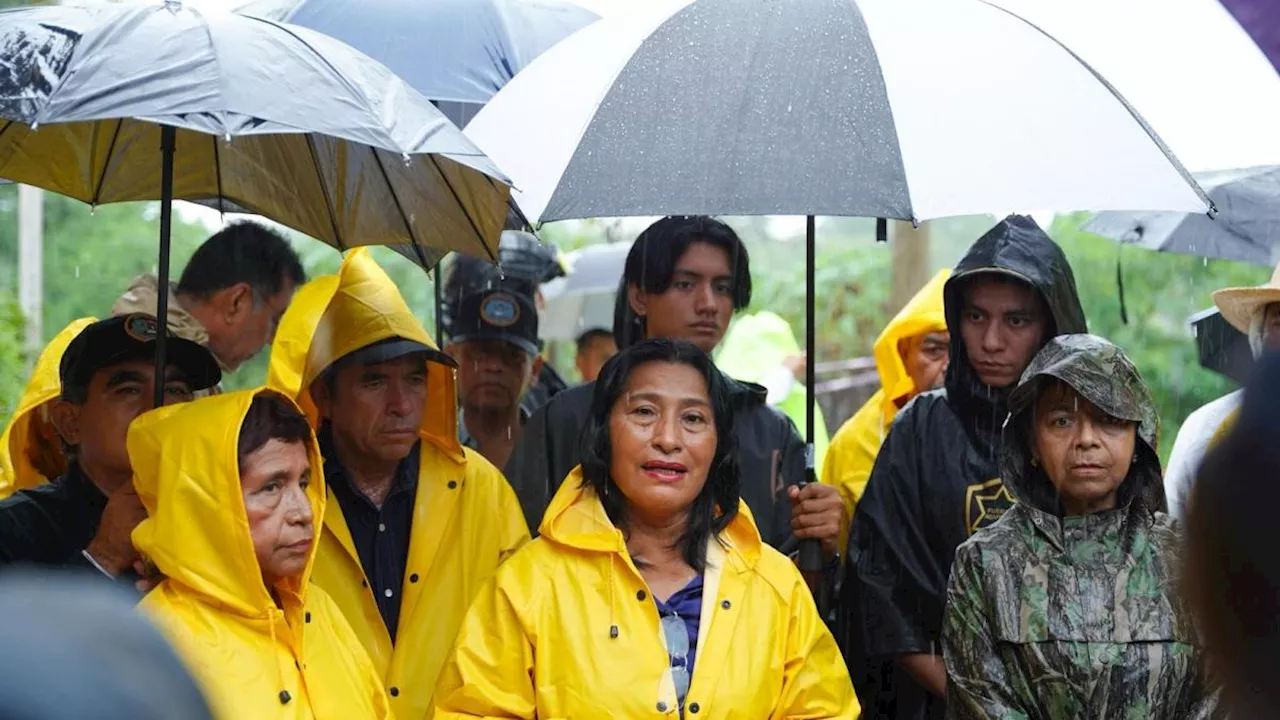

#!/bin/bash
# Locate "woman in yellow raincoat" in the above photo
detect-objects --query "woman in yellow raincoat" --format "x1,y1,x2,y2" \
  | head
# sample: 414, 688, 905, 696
434, 338, 858, 719
0, 318, 97, 498
129, 388, 390, 720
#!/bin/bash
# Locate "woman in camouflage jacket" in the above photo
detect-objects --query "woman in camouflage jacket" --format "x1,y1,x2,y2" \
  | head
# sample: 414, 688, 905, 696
941, 334, 1215, 719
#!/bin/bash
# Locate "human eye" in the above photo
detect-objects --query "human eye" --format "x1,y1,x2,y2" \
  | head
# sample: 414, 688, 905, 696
259, 480, 281, 494
682, 411, 708, 427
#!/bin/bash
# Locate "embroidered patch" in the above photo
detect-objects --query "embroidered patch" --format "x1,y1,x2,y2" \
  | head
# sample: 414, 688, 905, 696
123, 314, 159, 341
965, 477, 1014, 536
480, 292, 520, 328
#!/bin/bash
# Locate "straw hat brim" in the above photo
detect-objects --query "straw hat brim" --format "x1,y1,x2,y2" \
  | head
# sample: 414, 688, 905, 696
1212, 285, 1280, 334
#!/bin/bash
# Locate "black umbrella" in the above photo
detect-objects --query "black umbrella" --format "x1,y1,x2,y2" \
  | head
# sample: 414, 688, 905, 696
1191, 307, 1254, 383
0, 3, 510, 404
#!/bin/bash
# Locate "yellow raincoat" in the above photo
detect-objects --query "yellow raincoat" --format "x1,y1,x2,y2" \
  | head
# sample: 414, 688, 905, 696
129, 389, 391, 720
822, 269, 949, 547
0, 317, 97, 498
434, 469, 860, 719
267, 248, 529, 719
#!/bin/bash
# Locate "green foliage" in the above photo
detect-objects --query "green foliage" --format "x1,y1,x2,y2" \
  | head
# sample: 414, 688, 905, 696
0, 297, 25, 421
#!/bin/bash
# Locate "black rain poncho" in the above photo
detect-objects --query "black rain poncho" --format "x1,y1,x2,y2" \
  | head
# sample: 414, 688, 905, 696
838, 215, 1087, 720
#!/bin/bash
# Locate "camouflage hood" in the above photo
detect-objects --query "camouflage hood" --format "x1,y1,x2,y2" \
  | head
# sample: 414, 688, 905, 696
1002, 334, 1165, 515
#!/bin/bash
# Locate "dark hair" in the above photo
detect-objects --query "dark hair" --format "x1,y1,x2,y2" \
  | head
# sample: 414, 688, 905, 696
612, 216, 753, 349
177, 221, 306, 301
578, 338, 740, 572
575, 328, 614, 354
237, 393, 312, 471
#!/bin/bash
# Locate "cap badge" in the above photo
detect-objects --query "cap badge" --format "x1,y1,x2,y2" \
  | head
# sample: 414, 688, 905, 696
480, 293, 520, 328
123, 314, 159, 341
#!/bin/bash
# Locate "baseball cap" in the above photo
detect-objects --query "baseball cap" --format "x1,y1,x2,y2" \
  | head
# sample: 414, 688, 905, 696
339, 336, 458, 369
450, 289, 540, 357
60, 314, 221, 399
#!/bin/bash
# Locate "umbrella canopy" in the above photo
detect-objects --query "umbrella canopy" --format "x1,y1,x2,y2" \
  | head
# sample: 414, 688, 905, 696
539, 242, 630, 340
0, 2, 511, 269
466, 0, 1209, 224
1086, 165, 1280, 266
238, 0, 599, 127
1191, 306, 1254, 383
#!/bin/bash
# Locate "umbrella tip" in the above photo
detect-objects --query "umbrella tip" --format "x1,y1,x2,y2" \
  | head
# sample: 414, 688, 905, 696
164, 0, 183, 10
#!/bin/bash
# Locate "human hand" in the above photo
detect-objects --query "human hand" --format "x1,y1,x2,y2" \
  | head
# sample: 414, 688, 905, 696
84, 487, 146, 577
788, 482, 845, 560
783, 353, 808, 384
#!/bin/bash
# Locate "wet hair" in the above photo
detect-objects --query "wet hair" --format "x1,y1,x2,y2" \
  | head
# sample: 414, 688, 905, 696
576, 328, 614, 355
177, 221, 306, 302
237, 394, 312, 472
613, 216, 753, 349
578, 338, 740, 572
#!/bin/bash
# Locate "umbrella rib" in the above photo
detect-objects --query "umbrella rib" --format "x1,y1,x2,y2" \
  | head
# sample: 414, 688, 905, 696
91, 118, 124, 207
306, 134, 345, 249
212, 132, 225, 218
428, 154, 496, 263
370, 146, 431, 269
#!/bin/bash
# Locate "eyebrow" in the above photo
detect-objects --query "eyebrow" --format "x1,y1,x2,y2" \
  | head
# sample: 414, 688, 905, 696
672, 269, 733, 283
105, 370, 148, 388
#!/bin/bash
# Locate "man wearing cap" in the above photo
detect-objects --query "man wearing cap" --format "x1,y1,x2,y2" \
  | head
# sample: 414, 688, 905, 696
1165, 265, 1280, 522
448, 289, 544, 470
0, 315, 220, 574
266, 248, 529, 719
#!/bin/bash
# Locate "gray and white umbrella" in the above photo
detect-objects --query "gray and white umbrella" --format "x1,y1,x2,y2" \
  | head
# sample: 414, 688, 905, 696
466, 0, 1209, 223
539, 242, 631, 340
1086, 165, 1280, 266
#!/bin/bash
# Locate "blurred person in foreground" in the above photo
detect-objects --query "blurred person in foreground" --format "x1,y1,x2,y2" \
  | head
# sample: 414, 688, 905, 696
131, 389, 390, 719
0, 315, 219, 576
267, 248, 529, 718
113, 220, 305, 374
505, 216, 843, 565
575, 327, 617, 383
0, 317, 97, 498
443, 228, 569, 415
1185, 348, 1280, 718
449, 288, 544, 469
842, 216, 1087, 720
0, 571, 213, 719
823, 268, 950, 548
942, 335, 1215, 719
434, 338, 859, 719
1164, 264, 1280, 521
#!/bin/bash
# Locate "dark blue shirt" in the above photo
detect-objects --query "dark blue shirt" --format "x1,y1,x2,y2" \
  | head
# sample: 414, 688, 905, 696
319, 426, 419, 642
655, 574, 704, 695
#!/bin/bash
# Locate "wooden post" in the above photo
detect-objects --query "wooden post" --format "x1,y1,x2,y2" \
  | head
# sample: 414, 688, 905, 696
17, 184, 42, 370
891, 219, 931, 314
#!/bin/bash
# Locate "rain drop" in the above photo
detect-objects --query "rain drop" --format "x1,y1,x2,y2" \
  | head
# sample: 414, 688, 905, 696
507, 425, 512, 440
74, 266, 80, 279
401, 153, 411, 168
787, 103, 792, 113
223, 133, 232, 143
89, 206, 96, 216
30, 122, 38, 131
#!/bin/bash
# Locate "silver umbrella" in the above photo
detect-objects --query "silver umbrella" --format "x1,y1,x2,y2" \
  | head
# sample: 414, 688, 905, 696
1086, 165, 1280, 266
0, 2, 511, 403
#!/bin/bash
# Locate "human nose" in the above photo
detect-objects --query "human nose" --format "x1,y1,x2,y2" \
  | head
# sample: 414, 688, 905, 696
652, 410, 682, 454
1075, 416, 1101, 448
692, 282, 716, 314
980, 321, 1005, 353
285, 484, 313, 525
385, 379, 415, 417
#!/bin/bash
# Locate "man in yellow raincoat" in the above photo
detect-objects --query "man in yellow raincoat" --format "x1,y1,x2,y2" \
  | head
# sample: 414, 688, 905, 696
267, 248, 529, 718
131, 389, 391, 719
114, 221, 305, 373
0, 317, 97, 499
822, 269, 950, 547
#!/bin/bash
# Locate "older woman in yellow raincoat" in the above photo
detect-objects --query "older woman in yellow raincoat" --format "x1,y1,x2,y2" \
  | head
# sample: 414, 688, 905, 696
0, 318, 96, 498
435, 338, 857, 719
130, 388, 390, 720
822, 269, 949, 547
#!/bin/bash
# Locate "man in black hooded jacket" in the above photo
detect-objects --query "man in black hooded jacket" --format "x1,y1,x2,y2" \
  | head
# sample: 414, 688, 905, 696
839, 215, 1088, 720
503, 216, 844, 557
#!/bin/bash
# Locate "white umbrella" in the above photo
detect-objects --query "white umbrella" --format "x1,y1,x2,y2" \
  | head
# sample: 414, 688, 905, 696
538, 242, 631, 340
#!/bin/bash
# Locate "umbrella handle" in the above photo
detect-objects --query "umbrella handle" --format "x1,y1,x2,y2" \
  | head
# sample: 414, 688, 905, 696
154, 125, 176, 409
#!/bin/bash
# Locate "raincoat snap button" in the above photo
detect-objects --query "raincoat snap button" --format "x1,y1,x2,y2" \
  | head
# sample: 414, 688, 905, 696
304, 611, 311, 623
278, 690, 291, 705
410, 573, 419, 583
656, 701, 668, 712
389, 687, 400, 697
721, 600, 731, 609
636, 590, 647, 601
448, 480, 457, 489
361, 580, 368, 588
689, 702, 700, 713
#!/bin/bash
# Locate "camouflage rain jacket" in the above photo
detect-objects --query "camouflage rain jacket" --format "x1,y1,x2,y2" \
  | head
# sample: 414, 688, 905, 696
942, 335, 1215, 720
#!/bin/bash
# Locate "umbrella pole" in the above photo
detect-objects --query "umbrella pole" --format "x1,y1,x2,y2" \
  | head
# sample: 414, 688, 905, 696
798, 215, 823, 576
154, 125, 176, 409
434, 262, 444, 343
